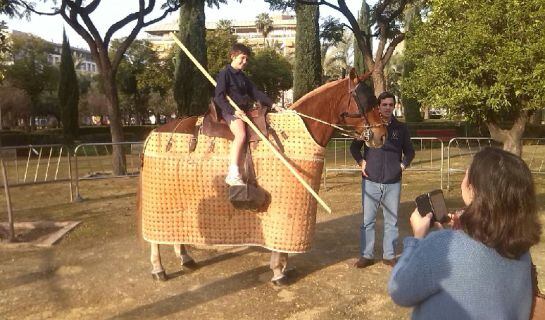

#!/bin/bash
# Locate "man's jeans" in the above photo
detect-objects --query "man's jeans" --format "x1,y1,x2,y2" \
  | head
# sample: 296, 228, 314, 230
360, 179, 401, 260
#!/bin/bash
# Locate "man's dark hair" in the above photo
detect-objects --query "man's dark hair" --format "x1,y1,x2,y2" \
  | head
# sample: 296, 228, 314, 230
377, 91, 396, 105
460, 147, 541, 259
230, 43, 251, 58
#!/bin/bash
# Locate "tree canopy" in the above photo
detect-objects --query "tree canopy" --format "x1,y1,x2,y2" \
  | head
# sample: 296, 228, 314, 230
58, 29, 79, 141
5, 32, 58, 129
403, 0, 545, 154
246, 47, 293, 102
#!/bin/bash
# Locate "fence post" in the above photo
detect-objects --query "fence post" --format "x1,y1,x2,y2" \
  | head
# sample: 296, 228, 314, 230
1, 159, 15, 242
73, 145, 83, 202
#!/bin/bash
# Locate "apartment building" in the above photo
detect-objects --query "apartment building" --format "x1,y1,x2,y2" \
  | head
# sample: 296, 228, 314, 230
144, 14, 296, 57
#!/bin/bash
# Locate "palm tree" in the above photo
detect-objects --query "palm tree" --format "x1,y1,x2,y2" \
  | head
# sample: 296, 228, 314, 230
216, 19, 233, 34
255, 13, 273, 47
323, 32, 353, 80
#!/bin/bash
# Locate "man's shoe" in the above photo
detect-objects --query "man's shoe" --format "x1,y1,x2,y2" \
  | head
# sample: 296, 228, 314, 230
225, 175, 245, 186
382, 258, 397, 267
354, 257, 375, 268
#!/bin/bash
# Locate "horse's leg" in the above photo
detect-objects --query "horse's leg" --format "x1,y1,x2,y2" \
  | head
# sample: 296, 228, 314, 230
270, 251, 289, 286
174, 244, 198, 269
150, 243, 167, 281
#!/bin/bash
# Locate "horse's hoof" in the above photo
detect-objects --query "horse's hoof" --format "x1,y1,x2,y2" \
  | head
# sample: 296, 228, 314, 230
182, 259, 199, 270
152, 271, 167, 281
271, 276, 289, 287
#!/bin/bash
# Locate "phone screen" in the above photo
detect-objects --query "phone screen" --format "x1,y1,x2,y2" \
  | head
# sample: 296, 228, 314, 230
429, 191, 448, 223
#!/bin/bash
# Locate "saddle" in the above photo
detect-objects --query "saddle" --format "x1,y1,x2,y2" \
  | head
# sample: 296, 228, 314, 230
155, 100, 273, 154
202, 99, 269, 143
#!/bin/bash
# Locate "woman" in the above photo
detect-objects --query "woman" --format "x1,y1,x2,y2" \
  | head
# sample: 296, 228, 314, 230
214, 43, 272, 186
388, 147, 541, 319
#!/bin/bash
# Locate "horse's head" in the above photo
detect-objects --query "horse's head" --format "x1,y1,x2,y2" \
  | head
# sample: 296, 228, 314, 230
341, 69, 388, 148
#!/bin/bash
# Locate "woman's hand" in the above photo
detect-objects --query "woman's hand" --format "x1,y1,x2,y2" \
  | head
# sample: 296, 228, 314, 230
234, 110, 246, 119
445, 210, 464, 230
410, 208, 433, 239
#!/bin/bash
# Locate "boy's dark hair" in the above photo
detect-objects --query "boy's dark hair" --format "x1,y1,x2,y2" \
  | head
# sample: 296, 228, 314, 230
230, 43, 251, 57
460, 147, 541, 259
377, 91, 396, 105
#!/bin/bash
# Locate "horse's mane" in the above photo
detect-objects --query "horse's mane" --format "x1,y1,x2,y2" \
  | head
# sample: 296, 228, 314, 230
289, 77, 347, 111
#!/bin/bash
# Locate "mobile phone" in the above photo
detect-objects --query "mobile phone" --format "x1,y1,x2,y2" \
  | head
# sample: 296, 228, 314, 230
428, 189, 448, 223
414, 189, 448, 223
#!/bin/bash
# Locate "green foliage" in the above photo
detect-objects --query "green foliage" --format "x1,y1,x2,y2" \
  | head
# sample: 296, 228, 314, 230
404, 0, 545, 124
173, 0, 211, 116
323, 31, 352, 80
255, 12, 274, 46
320, 16, 344, 61
353, 1, 371, 75
246, 48, 293, 102
293, 2, 321, 101
113, 39, 173, 121
206, 29, 237, 77
216, 19, 233, 33
5, 32, 58, 122
58, 30, 79, 141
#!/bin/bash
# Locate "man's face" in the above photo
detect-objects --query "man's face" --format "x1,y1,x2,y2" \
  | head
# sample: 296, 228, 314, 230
379, 97, 395, 119
231, 53, 248, 70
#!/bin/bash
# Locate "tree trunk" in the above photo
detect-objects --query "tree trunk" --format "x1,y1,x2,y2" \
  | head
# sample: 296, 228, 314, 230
293, 2, 322, 102
174, 0, 210, 117
529, 109, 542, 125
371, 69, 386, 96
486, 111, 528, 156
102, 70, 127, 175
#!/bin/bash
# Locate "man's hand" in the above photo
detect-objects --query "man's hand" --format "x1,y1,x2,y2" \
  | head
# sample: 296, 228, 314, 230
400, 163, 406, 171
360, 160, 369, 177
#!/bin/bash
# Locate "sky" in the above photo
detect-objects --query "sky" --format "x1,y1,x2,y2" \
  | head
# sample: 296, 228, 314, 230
2, 0, 368, 49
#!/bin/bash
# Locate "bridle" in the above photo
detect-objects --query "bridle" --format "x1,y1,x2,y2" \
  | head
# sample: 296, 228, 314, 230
286, 77, 387, 141
340, 78, 388, 141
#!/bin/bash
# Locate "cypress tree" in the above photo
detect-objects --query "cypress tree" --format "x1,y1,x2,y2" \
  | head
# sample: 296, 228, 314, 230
293, 2, 321, 102
353, 2, 371, 75
57, 29, 79, 142
173, 0, 210, 116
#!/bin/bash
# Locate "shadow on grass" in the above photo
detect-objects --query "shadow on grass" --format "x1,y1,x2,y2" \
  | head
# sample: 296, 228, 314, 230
111, 200, 417, 319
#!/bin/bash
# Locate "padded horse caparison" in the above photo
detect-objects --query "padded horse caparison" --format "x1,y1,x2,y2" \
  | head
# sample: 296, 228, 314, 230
202, 100, 269, 142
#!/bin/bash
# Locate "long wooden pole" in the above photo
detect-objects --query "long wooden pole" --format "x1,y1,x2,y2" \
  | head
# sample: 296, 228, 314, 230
1, 159, 14, 242
170, 33, 331, 213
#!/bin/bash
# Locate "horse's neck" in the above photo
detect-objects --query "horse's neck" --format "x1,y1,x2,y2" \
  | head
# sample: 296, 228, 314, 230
290, 80, 349, 147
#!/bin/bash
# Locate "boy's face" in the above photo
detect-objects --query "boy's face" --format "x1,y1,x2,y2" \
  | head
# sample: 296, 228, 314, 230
231, 53, 248, 70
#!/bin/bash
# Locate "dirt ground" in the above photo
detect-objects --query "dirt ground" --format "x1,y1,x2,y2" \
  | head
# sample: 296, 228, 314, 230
1, 171, 545, 319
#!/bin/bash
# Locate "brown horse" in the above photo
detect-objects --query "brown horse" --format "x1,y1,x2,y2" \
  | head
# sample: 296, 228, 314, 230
138, 69, 387, 285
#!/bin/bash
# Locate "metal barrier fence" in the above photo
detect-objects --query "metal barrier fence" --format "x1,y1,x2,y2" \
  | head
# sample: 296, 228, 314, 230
73, 141, 143, 201
0, 144, 73, 201
323, 137, 444, 189
446, 138, 545, 190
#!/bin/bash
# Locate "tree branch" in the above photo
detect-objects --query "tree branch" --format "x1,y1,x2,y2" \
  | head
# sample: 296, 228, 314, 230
381, 32, 404, 63
142, 3, 179, 27
104, 0, 156, 46
296, 0, 341, 12
19, 0, 60, 15
64, 0, 105, 50
111, 0, 149, 71
82, 0, 101, 14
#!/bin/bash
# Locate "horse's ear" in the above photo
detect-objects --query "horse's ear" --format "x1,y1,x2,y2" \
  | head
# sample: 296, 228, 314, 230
349, 68, 357, 83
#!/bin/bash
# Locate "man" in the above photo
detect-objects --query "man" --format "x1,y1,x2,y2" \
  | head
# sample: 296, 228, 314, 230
350, 91, 415, 268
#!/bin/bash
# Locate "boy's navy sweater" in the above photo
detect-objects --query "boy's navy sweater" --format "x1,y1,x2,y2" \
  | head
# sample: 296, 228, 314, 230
214, 64, 272, 115
350, 117, 415, 184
